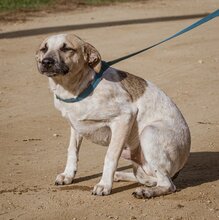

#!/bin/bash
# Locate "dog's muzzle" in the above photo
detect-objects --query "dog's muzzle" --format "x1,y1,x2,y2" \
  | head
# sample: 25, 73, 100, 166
39, 57, 69, 77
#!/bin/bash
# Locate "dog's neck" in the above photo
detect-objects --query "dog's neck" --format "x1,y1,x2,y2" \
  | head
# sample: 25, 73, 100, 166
50, 67, 95, 98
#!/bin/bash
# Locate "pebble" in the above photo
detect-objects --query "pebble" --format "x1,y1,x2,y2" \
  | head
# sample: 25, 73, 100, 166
198, 59, 204, 64
177, 204, 184, 208
53, 133, 60, 137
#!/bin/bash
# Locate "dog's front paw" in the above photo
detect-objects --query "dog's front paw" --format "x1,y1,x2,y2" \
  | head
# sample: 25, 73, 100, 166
92, 183, 112, 196
55, 173, 74, 185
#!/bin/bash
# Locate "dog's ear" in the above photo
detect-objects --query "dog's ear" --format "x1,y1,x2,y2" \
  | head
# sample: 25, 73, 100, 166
83, 42, 102, 73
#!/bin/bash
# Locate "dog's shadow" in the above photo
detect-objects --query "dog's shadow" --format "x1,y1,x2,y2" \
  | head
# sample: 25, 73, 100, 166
59, 152, 219, 194
174, 151, 219, 190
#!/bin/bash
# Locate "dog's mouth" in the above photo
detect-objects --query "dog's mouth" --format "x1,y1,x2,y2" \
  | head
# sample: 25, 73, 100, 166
39, 61, 69, 77
41, 71, 60, 77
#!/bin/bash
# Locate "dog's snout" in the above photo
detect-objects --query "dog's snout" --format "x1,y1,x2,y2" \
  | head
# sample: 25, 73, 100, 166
42, 57, 55, 67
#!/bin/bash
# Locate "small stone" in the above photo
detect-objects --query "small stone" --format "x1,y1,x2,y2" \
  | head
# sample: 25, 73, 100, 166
177, 204, 184, 208
198, 60, 204, 64
130, 217, 137, 220
53, 133, 59, 137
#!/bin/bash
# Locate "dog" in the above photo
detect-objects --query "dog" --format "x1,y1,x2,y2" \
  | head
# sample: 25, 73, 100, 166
36, 33, 191, 198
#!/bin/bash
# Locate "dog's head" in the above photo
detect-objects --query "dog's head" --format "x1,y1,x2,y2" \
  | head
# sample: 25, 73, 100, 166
36, 33, 102, 77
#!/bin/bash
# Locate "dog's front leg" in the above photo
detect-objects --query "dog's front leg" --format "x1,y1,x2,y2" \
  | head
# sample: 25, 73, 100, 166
92, 114, 134, 196
55, 126, 82, 185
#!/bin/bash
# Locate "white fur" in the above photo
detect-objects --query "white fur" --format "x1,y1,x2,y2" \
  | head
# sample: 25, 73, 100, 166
38, 34, 191, 198
50, 67, 190, 195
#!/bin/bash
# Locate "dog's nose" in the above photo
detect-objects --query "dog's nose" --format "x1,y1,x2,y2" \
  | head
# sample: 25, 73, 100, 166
42, 58, 55, 67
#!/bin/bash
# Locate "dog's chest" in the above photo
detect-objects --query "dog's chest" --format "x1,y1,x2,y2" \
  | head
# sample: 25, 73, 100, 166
70, 113, 112, 146
55, 98, 112, 146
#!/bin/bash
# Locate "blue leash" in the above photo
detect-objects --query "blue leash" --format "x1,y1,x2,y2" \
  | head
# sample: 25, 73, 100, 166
108, 9, 219, 65
56, 9, 219, 103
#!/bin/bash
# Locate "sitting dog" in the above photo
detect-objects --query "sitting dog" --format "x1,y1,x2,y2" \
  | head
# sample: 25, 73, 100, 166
36, 33, 191, 198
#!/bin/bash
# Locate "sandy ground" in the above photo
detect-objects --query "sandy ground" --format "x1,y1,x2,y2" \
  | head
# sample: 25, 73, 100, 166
0, 0, 219, 219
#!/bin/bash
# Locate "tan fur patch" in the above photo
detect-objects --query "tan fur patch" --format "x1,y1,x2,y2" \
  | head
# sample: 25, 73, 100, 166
118, 70, 147, 102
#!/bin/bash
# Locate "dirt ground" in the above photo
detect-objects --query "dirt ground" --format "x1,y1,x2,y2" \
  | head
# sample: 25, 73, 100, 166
0, 0, 219, 219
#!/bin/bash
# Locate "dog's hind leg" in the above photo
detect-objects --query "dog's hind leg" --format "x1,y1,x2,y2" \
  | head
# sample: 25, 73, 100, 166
133, 163, 157, 187
114, 171, 137, 182
132, 124, 177, 199
133, 173, 176, 199
115, 146, 157, 185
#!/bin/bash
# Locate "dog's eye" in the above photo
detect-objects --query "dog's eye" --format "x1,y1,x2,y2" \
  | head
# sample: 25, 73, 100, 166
40, 44, 48, 53
60, 43, 75, 53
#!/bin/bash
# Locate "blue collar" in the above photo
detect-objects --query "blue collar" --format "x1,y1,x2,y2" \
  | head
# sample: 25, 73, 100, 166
55, 61, 109, 103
